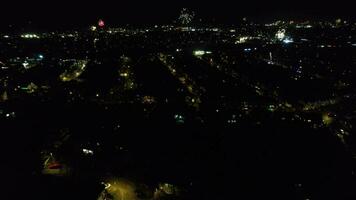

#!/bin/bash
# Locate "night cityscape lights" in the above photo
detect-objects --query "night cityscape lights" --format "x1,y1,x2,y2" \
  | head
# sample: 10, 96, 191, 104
1, 7, 356, 200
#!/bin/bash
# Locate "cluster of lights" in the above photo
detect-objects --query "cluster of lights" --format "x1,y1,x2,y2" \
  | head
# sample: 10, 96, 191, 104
243, 48, 254, 52
82, 148, 94, 155
193, 50, 212, 56
120, 72, 128, 77
21, 34, 40, 39
275, 29, 286, 41
22, 61, 30, 69
296, 24, 313, 29
282, 37, 294, 44
236, 36, 249, 44
174, 114, 185, 124
2, 111, 16, 118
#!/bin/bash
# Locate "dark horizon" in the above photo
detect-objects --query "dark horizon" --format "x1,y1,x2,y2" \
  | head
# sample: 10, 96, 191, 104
0, 1, 355, 31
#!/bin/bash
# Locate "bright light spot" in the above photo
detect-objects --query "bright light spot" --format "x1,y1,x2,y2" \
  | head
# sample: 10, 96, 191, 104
105, 183, 111, 189
120, 72, 128, 77
322, 113, 333, 126
21, 33, 40, 39
236, 36, 251, 44
275, 29, 286, 41
82, 148, 94, 155
174, 114, 185, 124
244, 48, 252, 52
193, 50, 205, 56
3, 35, 9, 38
283, 37, 294, 44
193, 50, 212, 56
22, 61, 29, 69
90, 26, 97, 31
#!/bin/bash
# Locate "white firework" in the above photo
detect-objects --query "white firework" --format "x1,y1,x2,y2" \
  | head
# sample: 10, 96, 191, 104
178, 8, 195, 25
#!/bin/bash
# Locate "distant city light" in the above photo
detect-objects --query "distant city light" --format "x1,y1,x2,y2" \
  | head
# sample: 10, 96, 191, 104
193, 50, 205, 56
174, 114, 185, 124
90, 26, 97, 31
22, 61, 29, 69
236, 36, 249, 44
282, 37, 294, 44
275, 29, 286, 41
120, 72, 128, 77
244, 48, 252, 52
322, 113, 333, 126
21, 33, 40, 39
82, 148, 94, 155
193, 50, 212, 56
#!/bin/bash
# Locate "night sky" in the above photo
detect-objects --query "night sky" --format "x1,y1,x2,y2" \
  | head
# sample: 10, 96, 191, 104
1, 0, 355, 30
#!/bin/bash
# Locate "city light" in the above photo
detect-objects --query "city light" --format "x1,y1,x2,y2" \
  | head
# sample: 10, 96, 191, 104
275, 29, 286, 41
90, 26, 97, 31
193, 50, 205, 56
82, 148, 94, 155
21, 33, 40, 39
282, 37, 294, 44
244, 48, 252, 52
193, 50, 212, 56
22, 61, 29, 69
236, 36, 249, 43
37, 54, 44, 60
